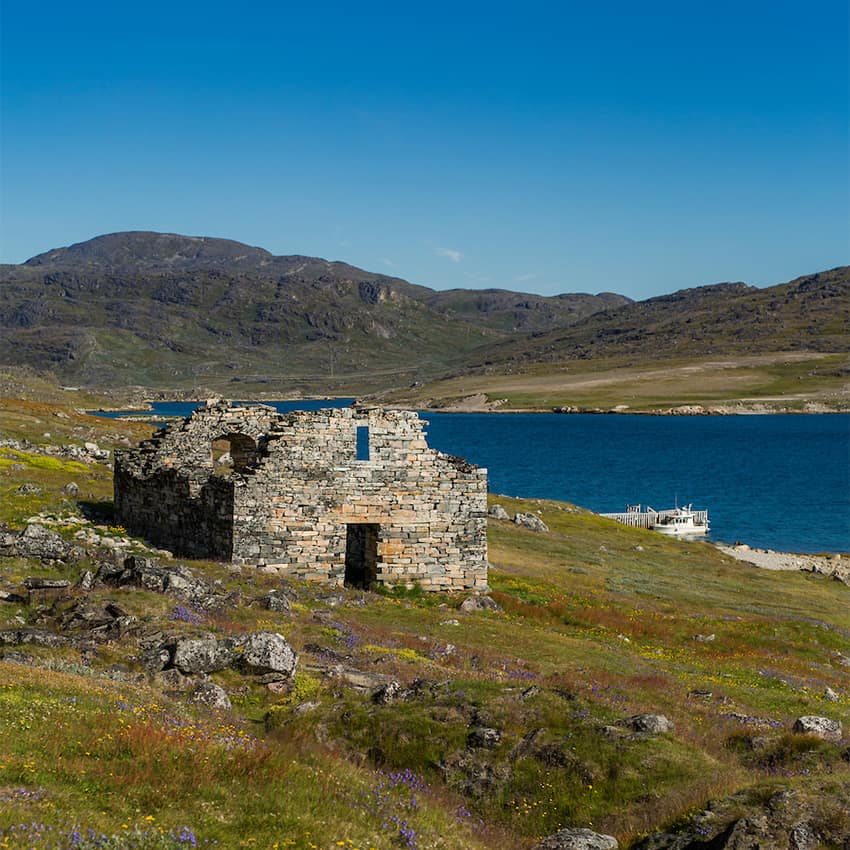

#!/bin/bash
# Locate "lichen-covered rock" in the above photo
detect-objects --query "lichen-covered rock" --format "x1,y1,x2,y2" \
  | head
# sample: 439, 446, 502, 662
23, 577, 71, 590
533, 828, 618, 850
76, 570, 95, 591
441, 749, 511, 799
0, 628, 68, 648
171, 638, 234, 674
372, 681, 402, 704
467, 726, 502, 748
262, 592, 291, 613
139, 645, 172, 674
236, 632, 297, 677
631, 782, 849, 849
13, 524, 79, 562
107, 556, 222, 609
488, 504, 509, 520
514, 512, 549, 533
191, 680, 232, 711
793, 715, 842, 741
619, 714, 674, 735
460, 595, 501, 613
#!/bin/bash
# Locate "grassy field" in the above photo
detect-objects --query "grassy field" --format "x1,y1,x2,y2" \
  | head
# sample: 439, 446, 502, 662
1, 400, 848, 848
376, 352, 850, 412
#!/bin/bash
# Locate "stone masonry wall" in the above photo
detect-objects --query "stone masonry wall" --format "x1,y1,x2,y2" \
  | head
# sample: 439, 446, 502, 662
114, 401, 487, 590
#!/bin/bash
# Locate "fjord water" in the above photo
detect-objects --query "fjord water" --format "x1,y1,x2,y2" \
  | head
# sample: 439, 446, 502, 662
100, 404, 849, 553
421, 412, 850, 554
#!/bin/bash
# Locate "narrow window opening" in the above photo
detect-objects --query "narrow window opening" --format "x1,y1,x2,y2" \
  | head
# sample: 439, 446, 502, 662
356, 425, 370, 461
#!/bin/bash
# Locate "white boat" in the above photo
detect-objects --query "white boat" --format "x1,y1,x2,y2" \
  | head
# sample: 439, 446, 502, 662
649, 504, 709, 537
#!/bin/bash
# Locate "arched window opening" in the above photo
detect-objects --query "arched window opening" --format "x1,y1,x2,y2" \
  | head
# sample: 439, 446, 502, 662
211, 432, 258, 475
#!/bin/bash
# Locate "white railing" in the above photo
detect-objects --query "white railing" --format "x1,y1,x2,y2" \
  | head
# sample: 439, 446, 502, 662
599, 507, 709, 529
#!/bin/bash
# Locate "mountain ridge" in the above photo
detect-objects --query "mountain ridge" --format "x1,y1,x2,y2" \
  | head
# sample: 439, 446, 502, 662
2, 232, 846, 398
2, 231, 631, 390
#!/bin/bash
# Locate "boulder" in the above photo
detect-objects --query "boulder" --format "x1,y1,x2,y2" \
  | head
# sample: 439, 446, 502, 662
460, 595, 501, 613
514, 512, 549, 533
191, 680, 232, 711
23, 577, 71, 590
236, 632, 298, 677
488, 504, 510, 520
14, 524, 75, 561
0, 589, 27, 604
441, 749, 512, 798
533, 828, 618, 850
793, 715, 842, 742
76, 570, 95, 592
171, 638, 234, 674
619, 714, 674, 735
0, 628, 68, 648
467, 726, 502, 748
109, 556, 221, 609
62, 482, 80, 496
372, 681, 403, 704
262, 592, 291, 613
139, 646, 172, 674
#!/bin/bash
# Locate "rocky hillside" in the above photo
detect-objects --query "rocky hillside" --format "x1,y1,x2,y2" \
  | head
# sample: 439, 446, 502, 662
467, 266, 850, 368
0, 397, 848, 848
0, 232, 628, 392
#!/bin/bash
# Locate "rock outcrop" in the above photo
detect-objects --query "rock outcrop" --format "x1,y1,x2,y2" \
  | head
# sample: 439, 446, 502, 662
534, 828, 618, 850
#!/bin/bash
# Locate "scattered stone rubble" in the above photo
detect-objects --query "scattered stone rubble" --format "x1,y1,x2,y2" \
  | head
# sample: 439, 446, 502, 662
631, 783, 850, 849
0, 522, 85, 563
0, 437, 111, 464
489, 503, 550, 532
114, 400, 488, 591
717, 543, 849, 586
0, 542, 299, 693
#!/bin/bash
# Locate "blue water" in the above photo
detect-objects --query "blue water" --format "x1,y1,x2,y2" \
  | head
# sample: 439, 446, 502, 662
420, 412, 850, 554
94, 402, 850, 553
95, 398, 356, 418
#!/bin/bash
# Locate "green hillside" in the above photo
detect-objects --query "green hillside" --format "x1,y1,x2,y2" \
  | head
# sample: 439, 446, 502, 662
1, 398, 847, 848
0, 232, 625, 395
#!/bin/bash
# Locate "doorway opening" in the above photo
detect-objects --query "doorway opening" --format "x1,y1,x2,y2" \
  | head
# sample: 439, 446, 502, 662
344, 523, 379, 588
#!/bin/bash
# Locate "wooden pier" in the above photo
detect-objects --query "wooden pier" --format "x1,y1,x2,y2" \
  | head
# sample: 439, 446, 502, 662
599, 505, 709, 530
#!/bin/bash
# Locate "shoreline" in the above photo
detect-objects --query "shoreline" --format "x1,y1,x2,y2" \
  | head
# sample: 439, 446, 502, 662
412, 401, 849, 415
714, 543, 849, 584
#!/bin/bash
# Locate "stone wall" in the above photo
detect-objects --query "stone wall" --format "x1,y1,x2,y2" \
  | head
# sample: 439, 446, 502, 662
114, 400, 488, 590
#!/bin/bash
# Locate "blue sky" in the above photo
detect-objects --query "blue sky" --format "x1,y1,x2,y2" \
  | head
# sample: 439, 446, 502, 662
1, 1, 847, 299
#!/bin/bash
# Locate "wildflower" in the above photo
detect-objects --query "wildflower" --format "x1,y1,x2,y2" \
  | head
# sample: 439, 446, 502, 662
178, 826, 198, 846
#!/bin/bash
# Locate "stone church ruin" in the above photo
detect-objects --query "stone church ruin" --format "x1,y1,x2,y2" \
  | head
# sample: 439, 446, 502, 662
114, 400, 488, 590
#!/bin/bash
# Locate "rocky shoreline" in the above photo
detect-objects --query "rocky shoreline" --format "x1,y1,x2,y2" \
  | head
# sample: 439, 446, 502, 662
716, 543, 849, 584
400, 396, 849, 415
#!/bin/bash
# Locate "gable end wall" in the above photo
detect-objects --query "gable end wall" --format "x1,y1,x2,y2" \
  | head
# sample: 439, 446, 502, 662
114, 401, 487, 590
